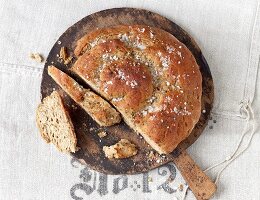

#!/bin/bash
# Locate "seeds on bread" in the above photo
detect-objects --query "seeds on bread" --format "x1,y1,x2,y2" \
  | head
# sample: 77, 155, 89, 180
71, 25, 202, 154
48, 65, 121, 126
36, 91, 77, 153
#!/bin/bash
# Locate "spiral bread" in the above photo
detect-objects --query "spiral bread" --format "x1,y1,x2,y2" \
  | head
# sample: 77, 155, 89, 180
72, 25, 202, 154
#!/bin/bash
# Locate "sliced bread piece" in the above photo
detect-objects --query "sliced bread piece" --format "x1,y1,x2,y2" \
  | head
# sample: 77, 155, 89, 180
48, 65, 121, 126
36, 91, 77, 153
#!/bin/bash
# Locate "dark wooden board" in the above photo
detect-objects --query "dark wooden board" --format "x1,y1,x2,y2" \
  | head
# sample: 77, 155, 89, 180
41, 8, 214, 175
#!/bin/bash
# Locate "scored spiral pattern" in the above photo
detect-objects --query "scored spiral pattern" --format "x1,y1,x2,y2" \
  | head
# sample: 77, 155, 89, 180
71, 25, 202, 154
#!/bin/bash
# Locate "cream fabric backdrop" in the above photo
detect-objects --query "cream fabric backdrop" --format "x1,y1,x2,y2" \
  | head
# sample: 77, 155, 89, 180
0, 0, 259, 199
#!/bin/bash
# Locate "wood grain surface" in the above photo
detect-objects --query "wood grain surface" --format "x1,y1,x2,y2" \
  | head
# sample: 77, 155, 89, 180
41, 8, 214, 175
174, 150, 217, 200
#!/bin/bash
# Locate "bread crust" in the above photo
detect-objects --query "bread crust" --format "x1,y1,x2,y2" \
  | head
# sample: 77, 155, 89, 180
48, 66, 121, 126
72, 25, 202, 154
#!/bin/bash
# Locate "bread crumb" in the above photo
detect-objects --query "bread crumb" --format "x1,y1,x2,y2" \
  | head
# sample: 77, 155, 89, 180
148, 176, 153, 182
98, 131, 107, 138
89, 127, 95, 131
30, 53, 43, 63
179, 184, 184, 191
71, 105, 77, 110
60, 46, 67, 60
64, 56, 73, 65
167, 175, 174, 183
148, 150, 156, 161
59, 47, 72, 64
103, 139, 137, 159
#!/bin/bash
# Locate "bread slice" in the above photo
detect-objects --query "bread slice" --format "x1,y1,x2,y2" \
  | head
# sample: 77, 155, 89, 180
36, 91, 77, 153
48, 65, 121, 126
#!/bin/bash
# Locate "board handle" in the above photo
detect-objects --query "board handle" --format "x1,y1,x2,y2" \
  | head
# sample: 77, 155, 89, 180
173, 150, 217, 200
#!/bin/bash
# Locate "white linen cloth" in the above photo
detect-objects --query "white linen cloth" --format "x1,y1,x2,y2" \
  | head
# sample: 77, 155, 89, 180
0, 0, 259, 199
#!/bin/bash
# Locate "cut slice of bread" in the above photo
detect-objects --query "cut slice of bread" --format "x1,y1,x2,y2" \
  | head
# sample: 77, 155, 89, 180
36, 91, 77, 153
48, 65, 121, 126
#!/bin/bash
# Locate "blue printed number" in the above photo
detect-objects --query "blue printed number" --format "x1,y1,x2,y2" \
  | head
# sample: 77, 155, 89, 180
157, 163, 177, 194
70, 167, 96, 199
70, 167, 129, 199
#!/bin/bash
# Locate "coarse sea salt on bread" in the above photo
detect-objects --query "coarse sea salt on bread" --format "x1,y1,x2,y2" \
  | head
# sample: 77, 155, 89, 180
72, 25, 202, 154
48, 65, 121, 126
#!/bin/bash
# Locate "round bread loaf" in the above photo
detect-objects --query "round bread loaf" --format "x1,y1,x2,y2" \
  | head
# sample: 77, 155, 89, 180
72, 25, 202, 154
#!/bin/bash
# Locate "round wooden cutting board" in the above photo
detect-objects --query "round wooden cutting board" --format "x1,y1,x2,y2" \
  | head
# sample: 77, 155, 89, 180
41, 8, 214, 175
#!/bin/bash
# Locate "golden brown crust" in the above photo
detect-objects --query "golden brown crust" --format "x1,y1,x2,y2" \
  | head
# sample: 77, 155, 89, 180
48, 66, 84, 102
48, 66, 121, 126
72, 25, 202, 154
